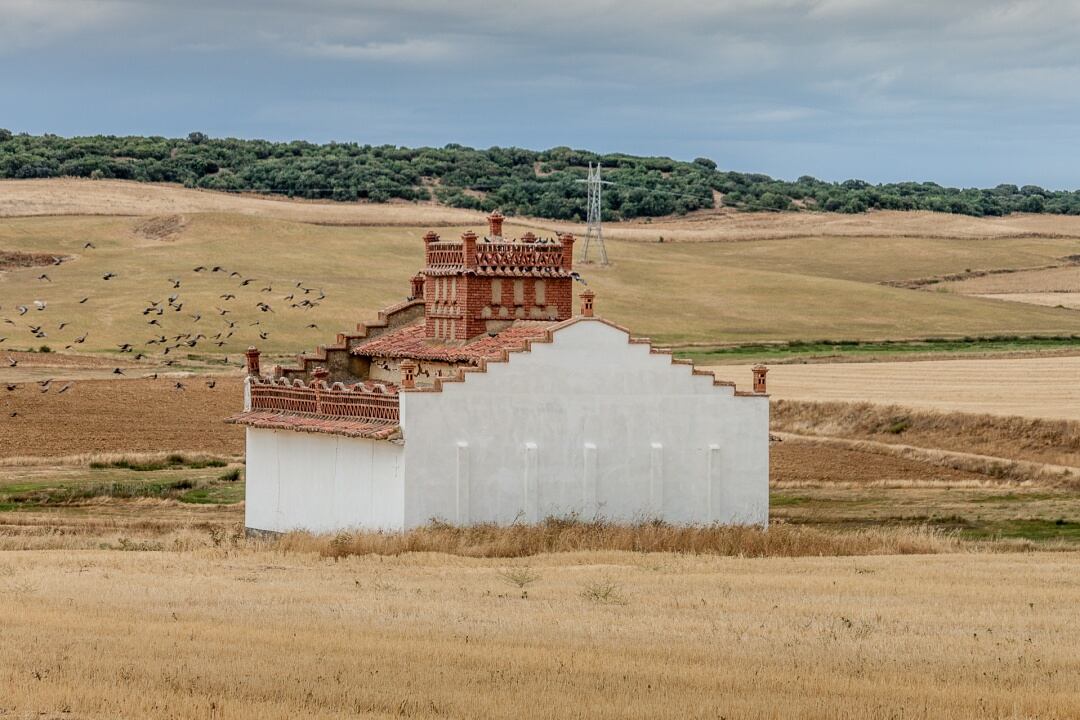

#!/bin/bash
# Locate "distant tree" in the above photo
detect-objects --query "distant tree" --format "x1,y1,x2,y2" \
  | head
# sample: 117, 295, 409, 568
692, 157, 717, 170
187, 131, 208, 145
0, 129, 11, 142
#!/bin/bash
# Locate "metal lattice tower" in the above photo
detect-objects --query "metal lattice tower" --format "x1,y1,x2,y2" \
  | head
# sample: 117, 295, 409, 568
578, 163, 612, 265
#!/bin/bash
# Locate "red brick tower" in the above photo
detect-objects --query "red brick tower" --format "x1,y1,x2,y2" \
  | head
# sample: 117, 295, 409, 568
420, 212, 576, 341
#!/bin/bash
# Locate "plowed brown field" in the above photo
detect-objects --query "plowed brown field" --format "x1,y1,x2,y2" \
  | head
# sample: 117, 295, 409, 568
0, 376, 244, 458
770, 442, 987, 486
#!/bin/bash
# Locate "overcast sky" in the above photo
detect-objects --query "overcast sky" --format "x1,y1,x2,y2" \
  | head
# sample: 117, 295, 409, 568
3, 0, 1080, 187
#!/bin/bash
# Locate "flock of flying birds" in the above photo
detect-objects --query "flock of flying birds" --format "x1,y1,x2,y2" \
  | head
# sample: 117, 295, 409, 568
2, 240, 328, 414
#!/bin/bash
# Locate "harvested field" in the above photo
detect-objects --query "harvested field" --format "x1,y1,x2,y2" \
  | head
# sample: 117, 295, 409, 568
974, 292, 1080, 309
5, 214, 1080, 355
1, 547, 1078, 719
0, 376, 244, 459
0, 178, 488, 226
771, 400, 1080, 469
12, 178, 1080, 241
770, 441, 990, 486
719, 356, 1080, 421
937, 263, 1080, 293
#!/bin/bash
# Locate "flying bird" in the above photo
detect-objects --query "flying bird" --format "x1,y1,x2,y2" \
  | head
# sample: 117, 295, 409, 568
570, 272, 587, 285
58, 383, 72, 394
102, 272, 117, 280
206, 380, 216, 389
79, 297, 89, 304
174, 381, 186, 391
193, 266, 206, 272
168, 278, 181, 289
219, 294, 235, 301
112, 368, 125, 375
83, 241, 95, 249
7, 357, 17, 367
16, 306, 28, 316
33, 300, 46, 311
258, 331, 269, 340
37, 273, 51, 282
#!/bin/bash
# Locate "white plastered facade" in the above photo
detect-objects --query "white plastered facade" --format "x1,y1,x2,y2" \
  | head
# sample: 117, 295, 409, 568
244, 318, 768, 533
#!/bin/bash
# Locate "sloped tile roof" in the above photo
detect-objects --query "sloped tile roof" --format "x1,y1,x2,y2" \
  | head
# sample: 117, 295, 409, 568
225, 410, 400, 440
351, 320, 556, 363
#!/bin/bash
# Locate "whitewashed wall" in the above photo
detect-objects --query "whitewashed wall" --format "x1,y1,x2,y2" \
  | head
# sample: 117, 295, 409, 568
245, 427, 405, 533
399, 320, 769, 529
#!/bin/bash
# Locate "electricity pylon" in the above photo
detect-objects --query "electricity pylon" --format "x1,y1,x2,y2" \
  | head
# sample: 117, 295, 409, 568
578, 163, 612, 265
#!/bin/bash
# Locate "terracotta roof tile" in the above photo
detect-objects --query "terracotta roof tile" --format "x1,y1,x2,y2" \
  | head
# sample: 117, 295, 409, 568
225, 410, 400, 440
351, 320, 556, 363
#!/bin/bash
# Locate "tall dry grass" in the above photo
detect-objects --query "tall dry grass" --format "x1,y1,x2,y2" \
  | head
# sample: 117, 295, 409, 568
277, 518, 965, 559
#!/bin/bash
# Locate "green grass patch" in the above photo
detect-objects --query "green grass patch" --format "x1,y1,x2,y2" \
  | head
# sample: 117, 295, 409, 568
959, 519, 1080, 542
89, 454, 228, 472
770, 494, 811, 507
677, 335, 1080, 364
179, 484, 245, 505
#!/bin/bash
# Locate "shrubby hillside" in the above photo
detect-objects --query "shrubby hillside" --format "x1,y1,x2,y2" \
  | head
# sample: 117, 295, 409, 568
2, 129, 1079, 219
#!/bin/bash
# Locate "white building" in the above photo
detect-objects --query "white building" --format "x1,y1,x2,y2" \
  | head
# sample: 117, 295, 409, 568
228, 213, 769, 533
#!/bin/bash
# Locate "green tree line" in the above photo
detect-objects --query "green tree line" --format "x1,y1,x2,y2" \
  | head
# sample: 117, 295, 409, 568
3, 130, 1080, 219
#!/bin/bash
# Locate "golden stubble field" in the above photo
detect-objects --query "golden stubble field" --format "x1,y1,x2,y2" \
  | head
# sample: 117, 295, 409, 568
718, 355, 1080, 421
1, 548, 1077, 719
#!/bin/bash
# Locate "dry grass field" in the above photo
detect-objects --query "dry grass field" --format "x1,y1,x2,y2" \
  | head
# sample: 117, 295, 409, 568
3, 180, 1080, 353
973, 292, 1080, 309
1, 546, 1078, 719
718, 356, 1080, 421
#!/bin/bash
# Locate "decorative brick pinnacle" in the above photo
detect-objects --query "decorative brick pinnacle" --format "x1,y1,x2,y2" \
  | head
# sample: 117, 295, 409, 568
245, 346, 261, 376
487, 210, 504, 238
580, 288, 596, 317
399, 359, 418, 390
752, 364, 768, 394
410, 273, 425, 300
